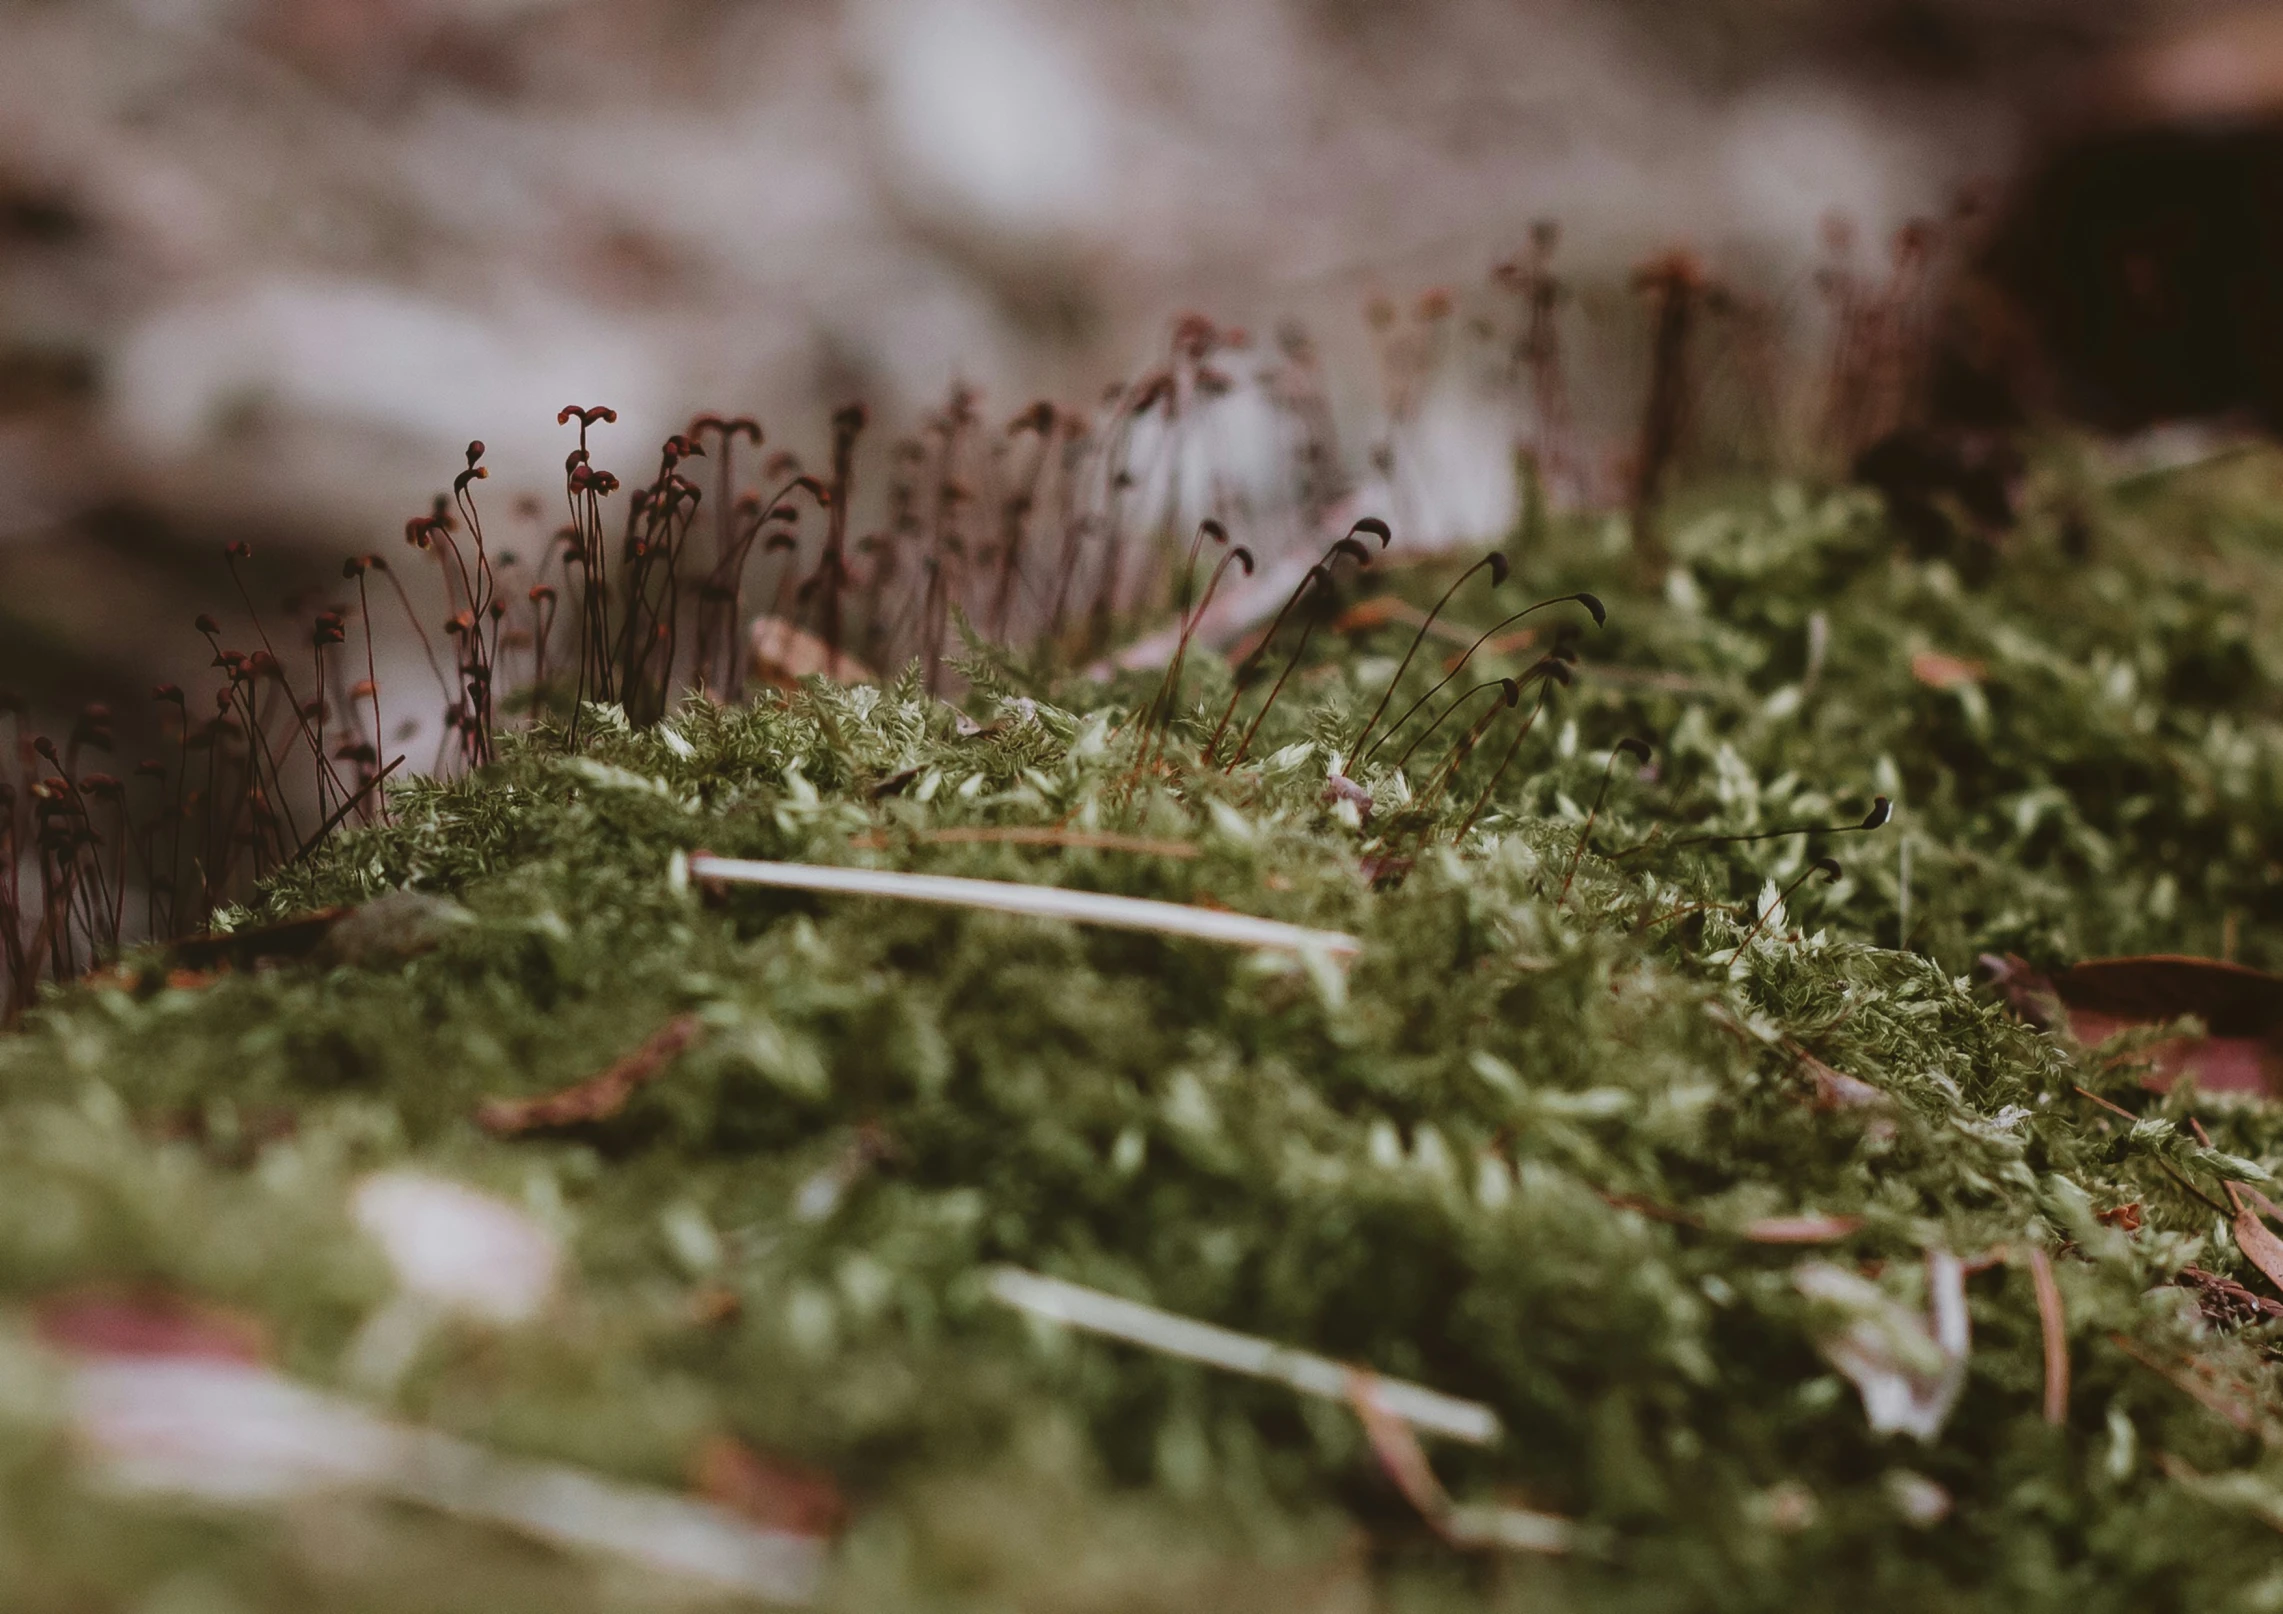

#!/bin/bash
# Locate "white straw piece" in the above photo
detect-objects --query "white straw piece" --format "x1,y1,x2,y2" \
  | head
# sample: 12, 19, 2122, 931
68, 1356, 823, 1603
687, 856, 1361, 961
987, 1267, 1501, 1446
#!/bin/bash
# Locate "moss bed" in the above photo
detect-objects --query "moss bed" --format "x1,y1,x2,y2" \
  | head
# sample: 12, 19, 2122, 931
4, 447, 2283, 1610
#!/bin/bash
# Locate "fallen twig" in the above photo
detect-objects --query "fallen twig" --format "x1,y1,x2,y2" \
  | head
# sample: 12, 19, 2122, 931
689, 857, 1359, 960
847, 826, 1197, 858
2025, 1246, 2069, 1425
986, 1266, 1497, 1445
477, 1014, 707, 1135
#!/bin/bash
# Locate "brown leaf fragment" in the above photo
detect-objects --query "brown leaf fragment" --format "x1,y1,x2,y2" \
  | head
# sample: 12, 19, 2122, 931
1442, 630, 1538, 672
476, 1014, 706, 1136
1741, 1214, 1862, 1244
2025, 1247, 2070, 1425
2095, 1202, 2144, 1233
692, 1434, 847, 1538
2193, 1139, 2283, 1302
1910, 650, 1987, 689
1330, 596, 1489, 650
1330, 595, 1414, 634
2056, 955, 2283, 1033
2005, 950, 2283, 1097
2053, 954, 2283, 1096
36, 1287, 269, 1365
690, 1287, 743, 1327
1982, 953, 2065, 1031
1790, 1043, 1889, 1111
2235, 1204, 2283, 1297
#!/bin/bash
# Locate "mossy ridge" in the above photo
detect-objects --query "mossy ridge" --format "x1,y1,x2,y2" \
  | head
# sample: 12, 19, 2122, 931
0, 459, 2281, 1609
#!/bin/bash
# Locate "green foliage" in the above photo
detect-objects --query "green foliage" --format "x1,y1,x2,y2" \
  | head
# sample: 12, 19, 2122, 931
1, 452, 2282, 1609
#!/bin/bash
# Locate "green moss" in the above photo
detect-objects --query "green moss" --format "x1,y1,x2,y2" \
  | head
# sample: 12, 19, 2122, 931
2, 448, 2283, 1609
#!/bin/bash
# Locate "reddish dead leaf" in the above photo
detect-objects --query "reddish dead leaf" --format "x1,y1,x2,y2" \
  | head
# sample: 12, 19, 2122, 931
1989, 953, 2283, 1097
1983, 953, 2065, 1029
36, 1288, 269, 1364
2025, 1247, 2070, 1425
1442, 630, 1536, 672
749, 617, 877, 688
476, 1014, 706, 1136
690, 1286, 743, 1327
692, 1435, 847, 1537
1331, 596, 1484, 647
1910, 650, 1987, 690
1742, 1214, 1862, 1244
2057, 955, 2283, 1032
1332, 595, 1414, 634
2235, 1203, 2283, 1297
2095, 1202, 2144, 1233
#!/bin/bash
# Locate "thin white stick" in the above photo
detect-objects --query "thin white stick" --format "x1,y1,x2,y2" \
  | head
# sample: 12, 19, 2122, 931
69, 1357, 823, 1602
1897, 833, 1912, 951
688, 856, 1360, 960
987, 1267, 1500, 1446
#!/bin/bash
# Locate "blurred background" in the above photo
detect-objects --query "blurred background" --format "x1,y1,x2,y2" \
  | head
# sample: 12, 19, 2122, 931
0, 0, 2252, 714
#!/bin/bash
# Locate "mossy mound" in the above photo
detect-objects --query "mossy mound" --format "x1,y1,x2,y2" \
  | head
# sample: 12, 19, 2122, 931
2, 451, 2283, 1611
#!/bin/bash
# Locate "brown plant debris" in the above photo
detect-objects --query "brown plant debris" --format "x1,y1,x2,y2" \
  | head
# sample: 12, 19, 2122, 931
475, 1013, 707, 1135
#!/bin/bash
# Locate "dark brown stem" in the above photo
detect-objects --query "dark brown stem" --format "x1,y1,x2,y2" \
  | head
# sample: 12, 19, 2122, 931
1454, 668, 1569, 840
1357, 592, 1602, 772
1558, 739, 1652, 907
1346, 547, 1500, 761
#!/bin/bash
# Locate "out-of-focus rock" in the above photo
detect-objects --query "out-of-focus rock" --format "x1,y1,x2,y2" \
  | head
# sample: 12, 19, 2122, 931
1961, 8, 2283, 434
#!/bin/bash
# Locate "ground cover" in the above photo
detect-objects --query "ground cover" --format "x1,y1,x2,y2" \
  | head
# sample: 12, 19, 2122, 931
2, 445, 2282, 1610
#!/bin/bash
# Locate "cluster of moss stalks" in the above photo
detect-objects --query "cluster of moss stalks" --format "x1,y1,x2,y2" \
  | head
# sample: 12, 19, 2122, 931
2, 445, 2282, 1611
